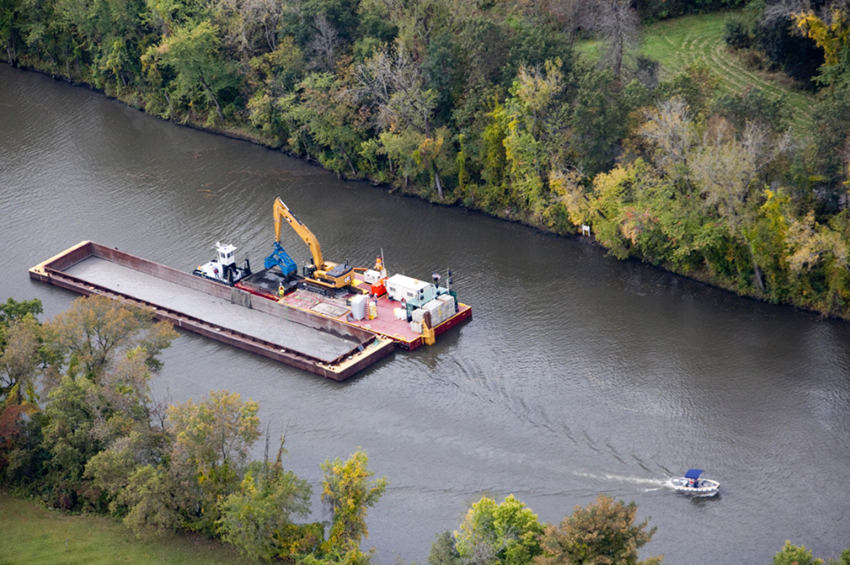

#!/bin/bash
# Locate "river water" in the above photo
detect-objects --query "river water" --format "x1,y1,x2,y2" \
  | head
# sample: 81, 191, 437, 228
2, 64, 849, 564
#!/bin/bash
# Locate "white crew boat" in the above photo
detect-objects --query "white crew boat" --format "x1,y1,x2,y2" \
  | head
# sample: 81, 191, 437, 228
670, 469, 720, 496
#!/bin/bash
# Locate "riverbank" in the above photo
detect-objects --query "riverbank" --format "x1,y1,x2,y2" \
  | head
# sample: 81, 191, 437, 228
0, 492, 254, 565
4, 58, 841, 325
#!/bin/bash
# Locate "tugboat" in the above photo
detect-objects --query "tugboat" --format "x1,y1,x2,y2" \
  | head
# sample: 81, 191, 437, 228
670, 469, 720, 496
192, 242, 251, 285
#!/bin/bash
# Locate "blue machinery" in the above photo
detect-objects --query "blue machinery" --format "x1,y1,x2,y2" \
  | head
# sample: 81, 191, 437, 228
264, 241, 297, 277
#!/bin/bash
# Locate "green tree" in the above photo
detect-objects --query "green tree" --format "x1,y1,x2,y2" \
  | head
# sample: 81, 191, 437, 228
320, 450, 387, 556
280, 72, 363, 177
773, 541, 823, 565
217, 443, 313, 562
429, 531, 462, 565
570, 66, 632, 177
454, 494, 543, 565
167, 389, 260, 533
39, 375, 101, 509
144, 19, 236, 123
119, 462, 187, 534
0, 298, 43, 325
354, 43, 446, 197
498, 59, 568, 216
535, 495, 661, 565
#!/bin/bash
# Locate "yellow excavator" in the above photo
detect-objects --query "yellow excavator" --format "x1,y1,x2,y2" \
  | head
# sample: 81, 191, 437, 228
272, 198, 354, 289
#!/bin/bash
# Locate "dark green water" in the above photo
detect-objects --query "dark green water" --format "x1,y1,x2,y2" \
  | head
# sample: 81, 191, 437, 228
2, 64, 849, 563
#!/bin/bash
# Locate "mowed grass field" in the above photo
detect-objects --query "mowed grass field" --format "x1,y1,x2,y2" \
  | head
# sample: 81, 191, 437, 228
0, 493, 256, 565
578, 11, 815, 131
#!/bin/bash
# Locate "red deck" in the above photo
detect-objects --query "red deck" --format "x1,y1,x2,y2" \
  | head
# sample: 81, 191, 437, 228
238, 271, 472, 350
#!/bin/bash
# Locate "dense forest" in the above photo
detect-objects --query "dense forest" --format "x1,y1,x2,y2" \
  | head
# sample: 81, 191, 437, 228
3, 295, 850, 563
1, 0, 850, 317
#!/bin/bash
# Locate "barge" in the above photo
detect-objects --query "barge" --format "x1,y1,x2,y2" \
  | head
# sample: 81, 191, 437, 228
29, 241, 394, 381
29, 200, 471, 380
236, 268, 472, 350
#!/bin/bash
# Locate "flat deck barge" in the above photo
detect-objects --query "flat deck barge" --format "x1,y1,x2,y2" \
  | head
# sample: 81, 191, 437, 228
29, 242, 394, 380
237, 270, 473, 350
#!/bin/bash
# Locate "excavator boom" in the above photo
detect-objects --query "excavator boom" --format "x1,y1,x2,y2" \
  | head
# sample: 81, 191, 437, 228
273, 198, 325, 269
272, 198, 353, 289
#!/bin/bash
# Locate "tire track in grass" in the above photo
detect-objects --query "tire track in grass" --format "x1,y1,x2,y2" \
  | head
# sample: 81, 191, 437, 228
579, 12, 815, 131
640, 11, 814, 132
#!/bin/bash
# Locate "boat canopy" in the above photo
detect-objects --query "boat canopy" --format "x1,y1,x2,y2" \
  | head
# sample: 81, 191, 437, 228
685, 469, 704, 479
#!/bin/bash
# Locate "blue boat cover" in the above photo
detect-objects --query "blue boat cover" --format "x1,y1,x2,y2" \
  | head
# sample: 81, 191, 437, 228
685, 469, 704, 479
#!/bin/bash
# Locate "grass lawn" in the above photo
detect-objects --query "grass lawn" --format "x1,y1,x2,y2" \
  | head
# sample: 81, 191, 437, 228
0, 492, 256, 565
577, 11, 815, 131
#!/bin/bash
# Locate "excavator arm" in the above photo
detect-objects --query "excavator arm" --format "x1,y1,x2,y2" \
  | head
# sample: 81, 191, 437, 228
272, 198, 353, 289
273, 198, 325, 270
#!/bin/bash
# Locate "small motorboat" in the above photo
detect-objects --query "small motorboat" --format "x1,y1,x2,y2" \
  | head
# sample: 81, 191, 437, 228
670, 469, 719, 496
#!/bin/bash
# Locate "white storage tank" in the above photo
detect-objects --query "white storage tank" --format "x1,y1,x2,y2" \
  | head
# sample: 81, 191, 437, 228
350, 294, 368, 321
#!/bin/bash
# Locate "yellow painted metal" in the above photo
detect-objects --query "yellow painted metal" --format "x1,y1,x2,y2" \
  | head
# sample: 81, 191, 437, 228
421, 319, 436, 346
273, 198, 353, 289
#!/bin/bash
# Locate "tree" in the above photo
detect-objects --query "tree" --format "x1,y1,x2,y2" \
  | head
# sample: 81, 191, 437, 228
119, 462, 187, 534
497, 59, 569, 215
45, 296, 177, 381
217, 443, 313, 562
168, 390, 260, 494
307, 14, 341, 72
39, 375, 102, 509
536, 0, 592, 46
808, 82, 850, 192
229, 0, 285, 55
454, 494, 544, 565
586, 0, 640, 77
280, 72, 364, 176
144, 19, 236, 123
535, 495, 661, 565
785, 210, 850, 314
0, 298, 43, 325
353, 42, 446, 197
639, 97, 697, 190
773, 541, 823, 565
639, 97, 792, 293
793, 6, 850, 67
429, 531, 463, 565
0, 316, 42, 402
570, 66, 632, 176
320, 450, 387, 555
689, 120, 791, 292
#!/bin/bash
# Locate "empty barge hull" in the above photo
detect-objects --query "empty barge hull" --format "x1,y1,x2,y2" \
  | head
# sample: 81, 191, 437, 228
29, 242, 393, 380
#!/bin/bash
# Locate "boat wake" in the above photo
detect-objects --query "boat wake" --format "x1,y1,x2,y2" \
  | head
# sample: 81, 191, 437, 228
572, 471, 669, 488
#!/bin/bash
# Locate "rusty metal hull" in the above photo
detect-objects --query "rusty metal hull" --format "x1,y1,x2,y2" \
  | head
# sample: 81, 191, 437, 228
29, 242, 393, 381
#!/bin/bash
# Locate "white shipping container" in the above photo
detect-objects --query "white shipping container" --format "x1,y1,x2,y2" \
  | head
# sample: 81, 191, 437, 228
386, 274, 435, 303
412, 308, 425, 323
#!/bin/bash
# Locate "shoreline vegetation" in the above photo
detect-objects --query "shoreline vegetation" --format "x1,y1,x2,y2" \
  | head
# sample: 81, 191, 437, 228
1, 296, 845, 564
0, 289, 848, 565
2, 1, 850, 321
